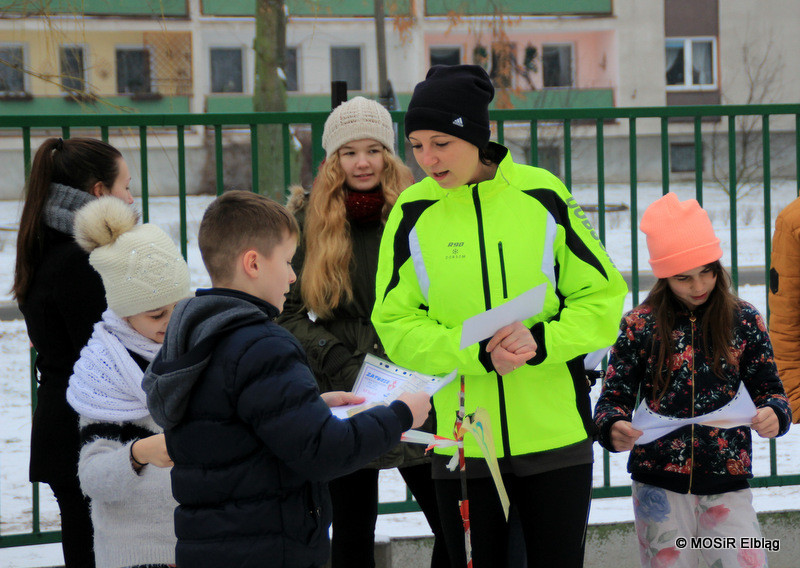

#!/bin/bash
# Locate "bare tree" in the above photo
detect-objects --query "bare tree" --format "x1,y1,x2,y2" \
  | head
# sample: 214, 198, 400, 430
709, 30, 788, 199
253, 0, 288, 200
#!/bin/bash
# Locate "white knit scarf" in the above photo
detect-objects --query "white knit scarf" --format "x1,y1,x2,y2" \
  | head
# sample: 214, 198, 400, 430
67, 309, 162, 421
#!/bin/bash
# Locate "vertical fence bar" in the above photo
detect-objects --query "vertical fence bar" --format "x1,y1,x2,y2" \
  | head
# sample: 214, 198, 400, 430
762, 113, 778, 476
23, 127, 32, 185
595, 114, 611, 487
311, 122, 325, 175
61, 126, 70, 139
283, 123, 292, 196
763, 115, 772, 319
728, 116, 739, 290
250, 124, 259, 193
177, 125, 187, 260
660, 117, 669, 195
596, 118, 605, 240
530, 119, 538, 166
396, 114, 406, 162
214, 125, 224, 196
139, 126, 149, 223
496, 119, 505, 146
564, 119, 572, 188
29, 346, 40, 534
629, 117, 639, 306
100, 125, 109, 144
694, 116, 703, 205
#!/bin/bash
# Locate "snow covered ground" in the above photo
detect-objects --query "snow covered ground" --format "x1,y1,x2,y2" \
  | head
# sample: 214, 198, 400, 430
2, 180, 800, 567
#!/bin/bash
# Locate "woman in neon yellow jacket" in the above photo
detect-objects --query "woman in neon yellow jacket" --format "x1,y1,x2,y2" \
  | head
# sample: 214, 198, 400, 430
371, 65, 628, 568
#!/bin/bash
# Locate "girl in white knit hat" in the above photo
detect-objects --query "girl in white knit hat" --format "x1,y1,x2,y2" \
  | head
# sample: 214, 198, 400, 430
67, 196, 190, 568
278, 96, 449, 568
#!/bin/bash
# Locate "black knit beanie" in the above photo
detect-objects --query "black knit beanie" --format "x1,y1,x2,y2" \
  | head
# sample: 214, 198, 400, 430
405, 64, 495, 149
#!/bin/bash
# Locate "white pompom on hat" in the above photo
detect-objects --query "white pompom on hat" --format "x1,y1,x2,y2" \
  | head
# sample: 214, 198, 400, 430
74, 197, 190, 317
322, 96, 396, 158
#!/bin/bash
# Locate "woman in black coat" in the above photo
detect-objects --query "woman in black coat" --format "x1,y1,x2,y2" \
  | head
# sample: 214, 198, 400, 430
12, 137, 133, 567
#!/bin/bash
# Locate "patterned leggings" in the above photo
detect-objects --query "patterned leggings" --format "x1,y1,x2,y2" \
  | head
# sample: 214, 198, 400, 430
632, 481, 768, 568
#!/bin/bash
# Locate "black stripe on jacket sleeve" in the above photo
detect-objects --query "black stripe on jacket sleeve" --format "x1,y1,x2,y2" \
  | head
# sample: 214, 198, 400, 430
382, 199, 439, 300
522, 188, 608, 280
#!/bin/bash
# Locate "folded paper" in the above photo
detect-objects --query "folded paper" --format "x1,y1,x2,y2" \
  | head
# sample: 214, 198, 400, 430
632, 382, 757, 445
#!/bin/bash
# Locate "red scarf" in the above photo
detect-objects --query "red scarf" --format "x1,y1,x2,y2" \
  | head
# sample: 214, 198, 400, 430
345, 188, 384, 224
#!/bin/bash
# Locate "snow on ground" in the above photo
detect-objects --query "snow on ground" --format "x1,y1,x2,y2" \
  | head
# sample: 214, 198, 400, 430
2, 181, 800, 567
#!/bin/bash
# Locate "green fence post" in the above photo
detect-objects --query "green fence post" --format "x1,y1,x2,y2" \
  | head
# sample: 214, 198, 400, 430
139, 126, 149, 222
728, 116, 739, 291
177, 125, 187, 260
215, 125, 224, 196
660, 116, 669, 195
694, 116, 703, 205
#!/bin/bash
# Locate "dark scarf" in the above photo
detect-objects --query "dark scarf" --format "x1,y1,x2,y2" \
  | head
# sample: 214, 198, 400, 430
345, 187, 384, 224
42, 182, 95, 234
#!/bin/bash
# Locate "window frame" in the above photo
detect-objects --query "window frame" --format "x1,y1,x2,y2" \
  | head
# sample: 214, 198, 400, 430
665, 36, 718, 91
429, 45, 462, 68
115, 46, 153, 95
285, 46, 299, 92
541, 43, 575, 89
330, 46, 363, 92
670, 142, 700, 173
0, 43, 27, 95
59, 44, 88, 94
209, 46, 245, 94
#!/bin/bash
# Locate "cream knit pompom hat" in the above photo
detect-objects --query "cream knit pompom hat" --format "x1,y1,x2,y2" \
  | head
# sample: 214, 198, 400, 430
322, 96, 396, 158
74, 197, 190, 317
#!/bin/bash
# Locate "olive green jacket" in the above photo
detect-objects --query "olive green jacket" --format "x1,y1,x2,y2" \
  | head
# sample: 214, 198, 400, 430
278, 187, 429, 469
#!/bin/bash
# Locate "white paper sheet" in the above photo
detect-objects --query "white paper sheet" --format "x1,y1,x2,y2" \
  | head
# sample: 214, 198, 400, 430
330, 354, 457, 419
459, 283, 547, 350
631, 381, 758, 445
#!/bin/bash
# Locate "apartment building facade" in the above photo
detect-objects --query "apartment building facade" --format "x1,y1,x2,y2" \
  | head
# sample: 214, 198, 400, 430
0, 0, 797, 195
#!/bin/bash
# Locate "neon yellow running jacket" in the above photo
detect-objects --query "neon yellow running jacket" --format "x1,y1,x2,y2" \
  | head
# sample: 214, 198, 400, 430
372, 144, 627, 459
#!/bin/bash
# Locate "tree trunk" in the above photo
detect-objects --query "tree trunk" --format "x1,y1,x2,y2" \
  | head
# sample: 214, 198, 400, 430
253, 0, 287, 200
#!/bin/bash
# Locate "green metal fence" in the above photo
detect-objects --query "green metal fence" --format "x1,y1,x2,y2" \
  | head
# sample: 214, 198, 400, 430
1, 103, 799, 548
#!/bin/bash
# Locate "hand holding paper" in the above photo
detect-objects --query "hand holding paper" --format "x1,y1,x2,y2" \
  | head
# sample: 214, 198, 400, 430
330, 354, 457, 420
610, 420, 643, 452
486, 322, 537, 375
459, 284, 546, 350
751, 406, 780, 438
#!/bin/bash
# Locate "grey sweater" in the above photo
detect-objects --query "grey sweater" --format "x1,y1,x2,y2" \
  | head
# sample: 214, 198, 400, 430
77, 414, 177, 568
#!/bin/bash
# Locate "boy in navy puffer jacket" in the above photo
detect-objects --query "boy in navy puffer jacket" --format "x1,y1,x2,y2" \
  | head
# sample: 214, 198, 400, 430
143, 190, 431, 568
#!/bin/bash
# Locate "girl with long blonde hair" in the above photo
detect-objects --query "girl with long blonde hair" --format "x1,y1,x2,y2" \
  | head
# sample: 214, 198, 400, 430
279, 96, 448, 568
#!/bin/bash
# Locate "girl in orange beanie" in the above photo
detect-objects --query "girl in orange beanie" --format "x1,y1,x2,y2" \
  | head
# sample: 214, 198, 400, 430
594, 192, 791, 568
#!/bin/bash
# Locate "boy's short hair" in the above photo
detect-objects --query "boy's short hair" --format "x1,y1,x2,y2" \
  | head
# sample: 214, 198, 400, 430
199, 190, 299, 285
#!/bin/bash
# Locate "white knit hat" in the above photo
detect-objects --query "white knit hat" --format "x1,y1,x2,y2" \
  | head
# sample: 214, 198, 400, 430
322, 96, 396, 158
74, 197, 190, 317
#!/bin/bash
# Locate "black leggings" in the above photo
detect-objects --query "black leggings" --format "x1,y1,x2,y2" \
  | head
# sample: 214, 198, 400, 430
49, 479, 96, 568
329, 463, 450, 568
434, 463, 593, 568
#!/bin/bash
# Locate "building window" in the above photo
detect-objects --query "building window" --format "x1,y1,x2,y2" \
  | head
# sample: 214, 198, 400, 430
430, 46, 460, 67
666, 38, 716, 89
670, 142, 699, 173
542, 44, 573, 88
60, 45, 86, 93
285, 47, 298, 91
210, 48, 244, 93
116, 48, 151, 94
331, 47, 362, 91
0, 45, 25, 94
538, 145, 561, 178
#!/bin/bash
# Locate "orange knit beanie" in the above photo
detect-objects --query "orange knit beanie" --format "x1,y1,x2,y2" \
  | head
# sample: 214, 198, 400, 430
640, 192, 722, 278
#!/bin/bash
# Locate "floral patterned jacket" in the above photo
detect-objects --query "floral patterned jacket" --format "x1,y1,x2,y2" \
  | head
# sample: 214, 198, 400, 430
594, 299, 792, 495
